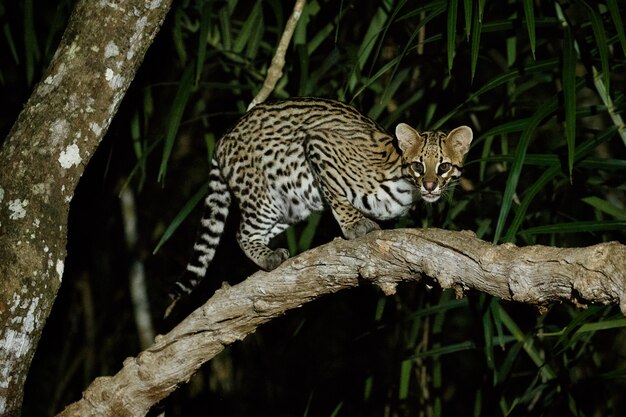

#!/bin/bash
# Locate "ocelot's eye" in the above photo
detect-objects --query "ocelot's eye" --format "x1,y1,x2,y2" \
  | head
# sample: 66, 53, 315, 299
437, 162, 452, 175
411, 161, 424, 175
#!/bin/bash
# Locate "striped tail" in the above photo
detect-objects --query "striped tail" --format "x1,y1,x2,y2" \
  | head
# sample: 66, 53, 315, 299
168, 157, 231, 304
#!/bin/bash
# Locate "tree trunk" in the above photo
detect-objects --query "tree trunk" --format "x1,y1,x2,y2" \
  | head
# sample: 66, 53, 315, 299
0, 1, 172, 415
57, 228, 626, 416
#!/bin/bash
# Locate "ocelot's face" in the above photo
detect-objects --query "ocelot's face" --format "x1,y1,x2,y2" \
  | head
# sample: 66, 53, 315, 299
408, 148, 460, 202
396, 124, 473, 203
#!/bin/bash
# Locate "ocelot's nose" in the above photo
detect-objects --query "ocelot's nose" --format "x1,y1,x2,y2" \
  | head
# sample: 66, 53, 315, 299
424, 181, 436, 192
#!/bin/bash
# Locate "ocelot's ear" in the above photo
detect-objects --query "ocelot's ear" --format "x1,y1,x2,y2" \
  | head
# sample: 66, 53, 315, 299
445, 126, 473, 156
395, 123, 422, 153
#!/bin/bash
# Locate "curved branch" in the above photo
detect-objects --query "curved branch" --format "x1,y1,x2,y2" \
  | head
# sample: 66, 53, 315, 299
57, 228, 626, 416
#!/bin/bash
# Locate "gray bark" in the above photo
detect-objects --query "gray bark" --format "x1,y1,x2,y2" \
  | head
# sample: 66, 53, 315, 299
0, 1, 172, 415
56, 228, 626, 417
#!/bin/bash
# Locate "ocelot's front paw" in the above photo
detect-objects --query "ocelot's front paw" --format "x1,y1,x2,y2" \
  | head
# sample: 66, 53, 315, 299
260, 248, 290, 270
342, 218, 380, 240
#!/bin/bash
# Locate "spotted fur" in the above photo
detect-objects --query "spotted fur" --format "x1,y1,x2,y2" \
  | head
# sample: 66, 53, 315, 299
170, 98, 472, 302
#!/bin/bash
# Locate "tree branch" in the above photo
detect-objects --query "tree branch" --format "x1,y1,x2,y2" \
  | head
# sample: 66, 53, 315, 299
57, 228, 626, 416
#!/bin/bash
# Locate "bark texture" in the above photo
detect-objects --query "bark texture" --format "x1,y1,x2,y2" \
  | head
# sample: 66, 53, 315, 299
57, 228, 626, 417
0, 1, 172, 415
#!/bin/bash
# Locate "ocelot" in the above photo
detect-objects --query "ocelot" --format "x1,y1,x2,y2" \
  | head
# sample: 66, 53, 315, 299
170, 97, 472, 303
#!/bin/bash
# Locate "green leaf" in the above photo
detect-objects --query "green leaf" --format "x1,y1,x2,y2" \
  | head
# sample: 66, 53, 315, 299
537, 307, 619, 340
473, 390, 483, 417
366, 0, 407, 80
493, 97, 558, 243
3, 20, 19, 65
582, 1, 610, 92
293, 0, 309, 45
380, 88, 424, 127
23, 0, 40, 86
352, 56, 402, 100
363, 375, 374, 401
143, 84, 154, 127
482, 302, 496, 375
504, 171, 556, 243
476, 115, 528, 139
370, 68, 410, 119
581, 196, 626, 220
329, 402, 343, 417
553, 307, 605, 351
286, 226, 297, 257
172, 9, 187, 64
158, 65, 194, 183
591, 65, 626, 147
245, 10, 264, 60
562, 26, 577, 178
409, 340, 476, 359
577, 317, 626, 333
130, 112, 142, 159
469, 1, 483, 81
579, 158, 626, 170
306, 20, 335, 56
347, 0, 391, 92
506, 35, 516, 67
396, 1, 447, 23
153, 181, 210, 254
266, 0, 284, 40
130, 111, 146, 188
463, 0, 472, 40
350, 2, 446, 102
195, 2, 212, 85
607, 0, 626, 56
298, 212, 321, 251
521, 220, 626, 236
203, 131, 216, 163
218, 4, 233, 51
432, 58, 559, 129
496, 341, 522, 383
404, 298, 468, 320
522, 0, 535, 58
233, 0, 262, 55
303, 48, 341, 97
504, 126, 616, 241
489, 299, 507, 348
479, 16, 559, 34
399, 359, 412, 400
599, 369, 626, 385
472, 58, 557, 98
447, 0, 458, 71
496, 304, 556, 380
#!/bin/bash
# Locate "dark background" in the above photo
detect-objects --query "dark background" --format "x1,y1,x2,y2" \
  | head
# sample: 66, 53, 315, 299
1, 0, 625, 415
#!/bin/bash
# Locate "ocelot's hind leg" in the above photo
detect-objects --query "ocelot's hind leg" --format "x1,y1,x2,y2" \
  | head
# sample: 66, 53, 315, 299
237, 217, 290, 270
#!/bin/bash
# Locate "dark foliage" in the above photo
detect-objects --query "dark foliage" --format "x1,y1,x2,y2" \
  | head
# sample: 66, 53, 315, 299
2, 0, 624, 415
